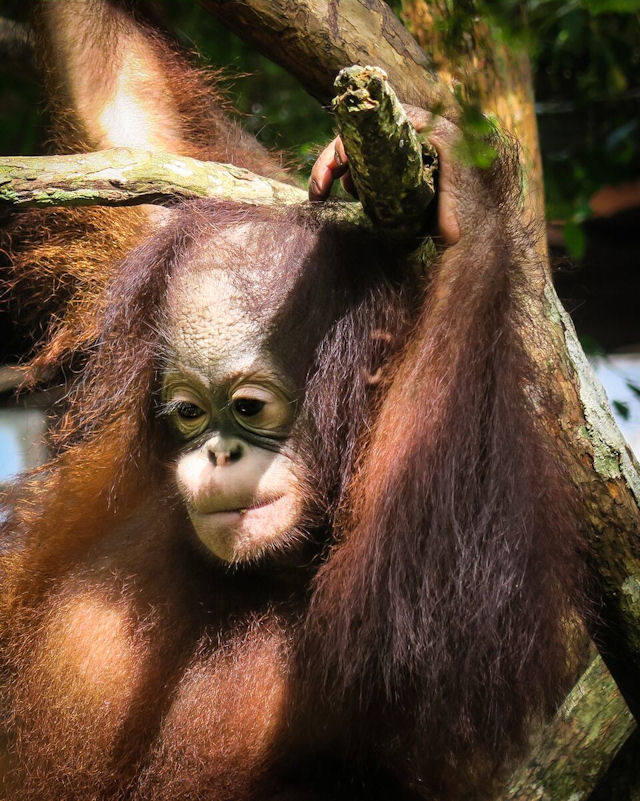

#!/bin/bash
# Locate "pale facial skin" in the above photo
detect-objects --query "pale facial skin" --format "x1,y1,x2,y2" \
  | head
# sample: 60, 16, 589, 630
163, 233, 304, 564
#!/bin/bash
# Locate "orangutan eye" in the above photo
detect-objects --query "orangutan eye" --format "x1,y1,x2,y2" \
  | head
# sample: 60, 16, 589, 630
229, 383, 293, 437
161, 376, 211, 440
232, 398, 265, 418
176, 401, 205, 420
169, 396, 210, 439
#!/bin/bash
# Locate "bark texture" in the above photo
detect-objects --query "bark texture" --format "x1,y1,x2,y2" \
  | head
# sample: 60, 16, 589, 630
202, 0, 458, 116
0, 148, 306, 209
506, 656, 636, 801
332, 65, 436, 236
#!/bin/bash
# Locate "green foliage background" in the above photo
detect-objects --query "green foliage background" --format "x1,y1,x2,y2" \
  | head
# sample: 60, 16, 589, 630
1, 0, 638, 232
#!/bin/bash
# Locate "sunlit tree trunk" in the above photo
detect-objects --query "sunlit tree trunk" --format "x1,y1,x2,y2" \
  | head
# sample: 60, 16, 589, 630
402, 2, 545, 223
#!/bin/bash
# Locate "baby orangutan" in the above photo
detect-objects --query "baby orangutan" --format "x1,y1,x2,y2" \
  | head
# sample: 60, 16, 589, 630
0, 2, 584, 800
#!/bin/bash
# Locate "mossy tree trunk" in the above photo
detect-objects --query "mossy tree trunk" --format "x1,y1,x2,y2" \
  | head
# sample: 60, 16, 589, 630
401, 2, 545, 221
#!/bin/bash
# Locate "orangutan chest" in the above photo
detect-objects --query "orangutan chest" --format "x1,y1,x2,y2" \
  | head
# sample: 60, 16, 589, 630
4, 583, 290, 801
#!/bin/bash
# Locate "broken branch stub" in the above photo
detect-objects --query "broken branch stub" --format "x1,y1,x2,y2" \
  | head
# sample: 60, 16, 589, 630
332, 65, 437, 239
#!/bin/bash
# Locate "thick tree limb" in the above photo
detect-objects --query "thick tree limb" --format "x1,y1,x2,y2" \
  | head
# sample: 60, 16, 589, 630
0, 148, 307, 209
332, 65, 436, 237
506, 655, 636, 801
202, 0, 458, 117
541, 282, 640, 719
0, 80, 428, 236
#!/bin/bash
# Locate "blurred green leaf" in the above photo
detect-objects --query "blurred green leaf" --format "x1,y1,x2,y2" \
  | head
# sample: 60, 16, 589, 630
627, 381, 640, 400
563, 220, 587, 259
583, 0, 640, 13
613, 400, 631, 419
573, 198, 593, 222
452, 101, 500, 168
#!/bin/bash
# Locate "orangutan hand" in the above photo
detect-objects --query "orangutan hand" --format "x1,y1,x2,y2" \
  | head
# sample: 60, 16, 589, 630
309, 105, 462, 246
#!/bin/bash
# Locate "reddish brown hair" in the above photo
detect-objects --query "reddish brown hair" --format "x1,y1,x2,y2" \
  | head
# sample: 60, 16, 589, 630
1, 180, 584, 800
300, 145, 584, 796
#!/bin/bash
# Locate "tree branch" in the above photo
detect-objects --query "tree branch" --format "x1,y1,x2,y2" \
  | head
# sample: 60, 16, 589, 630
332, 65, 436, 237
0, 69, 436, 244
541, 281, 640, 720
201, 0, 459, 118
505, 654, 636, 800
0, 84, 432, 237
0, 148, 307, 209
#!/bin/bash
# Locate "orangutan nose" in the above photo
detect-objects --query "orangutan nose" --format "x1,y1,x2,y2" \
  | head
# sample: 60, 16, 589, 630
206, 437, 244, 467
